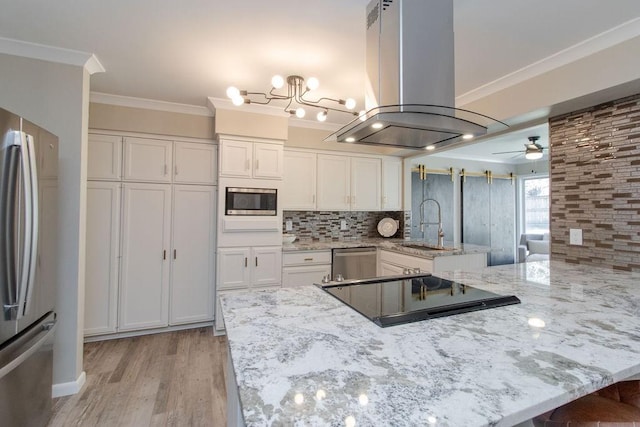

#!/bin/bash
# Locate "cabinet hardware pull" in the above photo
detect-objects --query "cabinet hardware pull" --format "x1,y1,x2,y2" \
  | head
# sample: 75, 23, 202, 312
245, 159, 250, 170
244, 257, 248, 267
163, 250, 166, 260
255, 159, 259, 170
312, 194, 315, 203
304, 258, 313, 261
255, 257, 258, 267
175, 165, 178, 175
174, 249, 177, 259
164, 164, 168, 175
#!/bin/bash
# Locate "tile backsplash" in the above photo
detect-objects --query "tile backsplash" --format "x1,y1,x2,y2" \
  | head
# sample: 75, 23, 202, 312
284, 211, 405, 240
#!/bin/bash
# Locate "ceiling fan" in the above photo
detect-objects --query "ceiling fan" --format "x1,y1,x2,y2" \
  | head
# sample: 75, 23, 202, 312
493, 136, 547, 160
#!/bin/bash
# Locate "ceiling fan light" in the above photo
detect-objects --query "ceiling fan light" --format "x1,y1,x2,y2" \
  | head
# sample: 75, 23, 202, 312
295, 107, 306, 118
345, 98, 356, 110
525, 151, 543, 160
317, 110, 327, 122
231, 95, 245, 106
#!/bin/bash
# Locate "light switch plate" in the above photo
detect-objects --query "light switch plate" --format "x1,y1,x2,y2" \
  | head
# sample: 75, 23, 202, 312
569, 228, 583, 245
285, 220, 292, 231
340, 220, 347, 231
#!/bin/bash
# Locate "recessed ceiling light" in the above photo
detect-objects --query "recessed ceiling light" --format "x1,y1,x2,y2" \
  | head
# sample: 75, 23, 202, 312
462, 134, 474, 140
371, 122, 383, 129
345, 137, 356, 143
426, 145, 435, 151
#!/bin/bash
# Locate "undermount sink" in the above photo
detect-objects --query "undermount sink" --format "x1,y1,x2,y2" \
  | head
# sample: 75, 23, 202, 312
401, 243, 457, 251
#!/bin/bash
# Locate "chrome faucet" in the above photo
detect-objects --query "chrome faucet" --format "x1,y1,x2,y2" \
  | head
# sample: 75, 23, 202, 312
419, 198, 445, 248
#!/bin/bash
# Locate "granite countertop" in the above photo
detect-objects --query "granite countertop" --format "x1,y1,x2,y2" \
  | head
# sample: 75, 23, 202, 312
282, 238, 490, 259
221, 261, 640, 426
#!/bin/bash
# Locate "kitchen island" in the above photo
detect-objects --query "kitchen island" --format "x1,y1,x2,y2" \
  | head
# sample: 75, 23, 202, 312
220, 261, 640, 426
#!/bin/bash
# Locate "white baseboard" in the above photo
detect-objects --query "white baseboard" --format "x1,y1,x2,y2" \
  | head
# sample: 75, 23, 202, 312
52, 371, 86, 398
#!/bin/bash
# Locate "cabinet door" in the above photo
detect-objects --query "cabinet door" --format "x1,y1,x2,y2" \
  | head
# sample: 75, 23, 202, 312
283, 151, 316, 210
351, 157, 381, 211
317, 154, 350, 210
379, 261, 404, 277
38, 129, 59, 180
170, 185, 216, 325
382, 159, 402, 210
88, 134, 122, 180
123, 137, 173, 182
253, 143, 283, 179
85, 182, 121, 335
217, 247, 251, 290
252, 247, 282, 287
174, 142, 217, 184
119, 183, 172, 331
219, 140, 252, 178
282, 265, 331, 287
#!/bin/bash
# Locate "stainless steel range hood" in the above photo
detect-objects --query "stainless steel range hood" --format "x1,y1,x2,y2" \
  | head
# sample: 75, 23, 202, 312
327, 0, 507, 150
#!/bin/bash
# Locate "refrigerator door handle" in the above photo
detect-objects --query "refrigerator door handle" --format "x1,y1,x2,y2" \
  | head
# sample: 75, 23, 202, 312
21, 134, 38, 317
1, 133, 20, 315
0, 315, 56, 380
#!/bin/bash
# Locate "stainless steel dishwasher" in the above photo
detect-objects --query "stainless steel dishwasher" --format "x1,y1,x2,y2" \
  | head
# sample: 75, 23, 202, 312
332, 247, 377, 280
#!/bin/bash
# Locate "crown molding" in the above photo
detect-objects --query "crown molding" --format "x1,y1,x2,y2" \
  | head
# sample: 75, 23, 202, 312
91, 92, 213, 117
0, 37, 105, 74
456, 17, 640, 107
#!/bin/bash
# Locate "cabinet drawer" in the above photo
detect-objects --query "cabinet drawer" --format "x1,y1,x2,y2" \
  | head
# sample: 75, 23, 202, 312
282, 250, 331, 266
378, 250, 433, 272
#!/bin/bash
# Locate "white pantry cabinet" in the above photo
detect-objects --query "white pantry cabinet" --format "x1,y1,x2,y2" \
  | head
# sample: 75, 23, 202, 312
119, 183, 172, 331
282, 150, 317, 210
84, 182, 121, 336
88, 134, 122, 181
170, 185, 216, 324
217, 246, 282, 290
316, 154, 381, 211
219, 138, 283, 179
382, 158, 402, 210
123, 137, 173, 183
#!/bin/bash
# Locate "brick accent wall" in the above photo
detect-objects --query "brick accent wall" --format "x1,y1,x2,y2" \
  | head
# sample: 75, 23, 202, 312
549, 93, 640, 271
283, 211, 404, 241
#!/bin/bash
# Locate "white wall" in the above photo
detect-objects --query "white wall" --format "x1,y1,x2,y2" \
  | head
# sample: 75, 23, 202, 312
0, 53, 89, 391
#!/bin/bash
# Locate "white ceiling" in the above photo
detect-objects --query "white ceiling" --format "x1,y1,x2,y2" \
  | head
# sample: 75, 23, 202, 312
2, 0, 640, 162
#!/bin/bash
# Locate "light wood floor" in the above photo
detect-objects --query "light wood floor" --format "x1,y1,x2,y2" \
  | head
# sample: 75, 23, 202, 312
48, 328, 228, 427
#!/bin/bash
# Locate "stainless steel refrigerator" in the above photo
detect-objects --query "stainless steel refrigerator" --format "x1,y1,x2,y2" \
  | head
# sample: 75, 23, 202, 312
0, 107, 58, 426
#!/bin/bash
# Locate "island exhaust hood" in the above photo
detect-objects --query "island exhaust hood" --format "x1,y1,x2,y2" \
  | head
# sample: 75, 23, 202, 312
327, 0, 507, 150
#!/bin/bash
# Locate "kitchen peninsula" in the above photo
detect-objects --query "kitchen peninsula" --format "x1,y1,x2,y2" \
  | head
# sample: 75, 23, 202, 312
221, 261, 640, 426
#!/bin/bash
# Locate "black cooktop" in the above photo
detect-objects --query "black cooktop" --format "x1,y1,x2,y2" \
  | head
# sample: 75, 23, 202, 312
317, 274, 520, 327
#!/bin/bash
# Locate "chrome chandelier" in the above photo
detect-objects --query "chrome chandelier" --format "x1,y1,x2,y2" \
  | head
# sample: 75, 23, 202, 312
226, 75, 362, 122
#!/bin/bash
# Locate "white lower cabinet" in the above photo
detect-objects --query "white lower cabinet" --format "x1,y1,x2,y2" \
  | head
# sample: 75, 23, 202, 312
282, 250, 332, 287
119, 183, 172, 331
170, 185, 216, 325
217, 246, 282, 290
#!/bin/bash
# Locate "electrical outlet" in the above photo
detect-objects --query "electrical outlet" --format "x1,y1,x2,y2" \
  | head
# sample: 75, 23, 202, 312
285, 220, 292, 231
569, 228, 583, 245
340, 220, 347, 231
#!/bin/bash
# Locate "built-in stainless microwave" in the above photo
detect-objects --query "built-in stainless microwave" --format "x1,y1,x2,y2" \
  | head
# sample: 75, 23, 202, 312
225, 187, 277, 215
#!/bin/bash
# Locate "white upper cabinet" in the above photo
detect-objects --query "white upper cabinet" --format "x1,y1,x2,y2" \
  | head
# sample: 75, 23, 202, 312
88, 134, 122, 180
316, 154, 382, 211
317, 154, 350, 210
351, 157, 381, 211
254, 143, 284, 179
219, 138, 283, 179
123, 137, 173, 182
173, 141, 217, 184
283, 150, 317, 210
382, 158, 402, 210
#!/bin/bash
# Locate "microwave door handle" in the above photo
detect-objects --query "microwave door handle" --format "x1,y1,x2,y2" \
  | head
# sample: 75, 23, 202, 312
21, 134, 38, 317
1, 135, 20, 316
